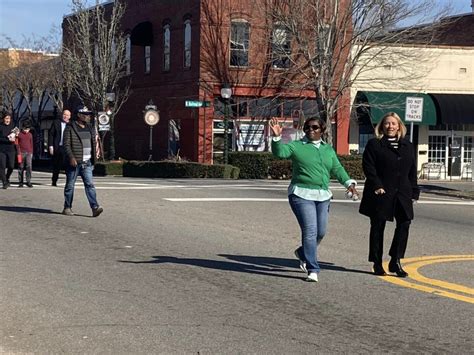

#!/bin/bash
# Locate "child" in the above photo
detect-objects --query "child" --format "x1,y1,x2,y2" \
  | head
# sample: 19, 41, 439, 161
17, 120, 34, 187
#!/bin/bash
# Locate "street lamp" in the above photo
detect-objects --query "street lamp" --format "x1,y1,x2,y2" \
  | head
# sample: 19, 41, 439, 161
220, 83, 232, 164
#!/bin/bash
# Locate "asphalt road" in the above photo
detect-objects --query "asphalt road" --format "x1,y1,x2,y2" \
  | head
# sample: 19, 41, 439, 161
1, 172, 473, 354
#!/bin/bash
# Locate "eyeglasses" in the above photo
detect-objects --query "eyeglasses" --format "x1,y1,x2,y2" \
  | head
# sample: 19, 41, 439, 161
304, 125, 321, 131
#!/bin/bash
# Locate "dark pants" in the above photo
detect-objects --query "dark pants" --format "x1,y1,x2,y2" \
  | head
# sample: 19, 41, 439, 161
368, 200, 411, 263
0, 150, 15, 184
51, 147, 66, 184
18, 152, 33, 184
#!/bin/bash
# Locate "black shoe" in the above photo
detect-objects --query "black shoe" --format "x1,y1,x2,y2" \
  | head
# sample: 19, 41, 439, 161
2, 182, 7, 189
373, 263, 386, 276
52, 182, 57, 187
18, 183, 24, 187
26, 183, 33, 188
389, 259, 408, 277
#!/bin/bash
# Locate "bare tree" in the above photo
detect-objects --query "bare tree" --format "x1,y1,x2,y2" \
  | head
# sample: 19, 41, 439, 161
62, 0, 131, 160
257, 0, 453, 145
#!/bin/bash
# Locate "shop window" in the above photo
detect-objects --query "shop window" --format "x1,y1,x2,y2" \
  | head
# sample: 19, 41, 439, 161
249, 98, 279, 117
230, 21, 249, 67
464, 136, 473, 163
168, 119, 181, 157
428, 136, 446, 163
301, 99, 319, 118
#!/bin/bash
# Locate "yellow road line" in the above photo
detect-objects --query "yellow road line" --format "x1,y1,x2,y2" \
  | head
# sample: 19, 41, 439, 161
381, 255, 474, 304
404, 257, 474, 295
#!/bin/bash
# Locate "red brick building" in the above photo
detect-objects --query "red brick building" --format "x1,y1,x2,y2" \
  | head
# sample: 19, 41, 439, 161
109, 0, 352, 162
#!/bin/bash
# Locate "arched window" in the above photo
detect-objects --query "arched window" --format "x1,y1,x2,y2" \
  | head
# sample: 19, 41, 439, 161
163, 24, 171, 71
184, 20, 192, 68
230, 20, 249, 67
125, 35, 131, 74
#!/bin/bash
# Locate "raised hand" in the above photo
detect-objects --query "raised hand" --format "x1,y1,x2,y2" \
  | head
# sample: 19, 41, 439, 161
269, 118, 282, 137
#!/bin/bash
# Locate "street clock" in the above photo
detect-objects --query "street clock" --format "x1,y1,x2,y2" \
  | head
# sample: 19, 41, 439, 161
144, 108, 160, 126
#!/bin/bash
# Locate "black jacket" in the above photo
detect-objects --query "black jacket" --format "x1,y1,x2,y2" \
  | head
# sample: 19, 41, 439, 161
63, 121, 97, 165
359, 136, 420, 221
48, 119, 64, 152
0, 122, 15, 153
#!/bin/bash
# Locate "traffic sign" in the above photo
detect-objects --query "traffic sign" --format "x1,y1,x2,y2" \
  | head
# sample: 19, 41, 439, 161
185, 100, 210, 108
405, 97, 423, 122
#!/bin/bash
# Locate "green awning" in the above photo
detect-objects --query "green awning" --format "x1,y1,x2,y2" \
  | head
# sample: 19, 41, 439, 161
356, 91, 437, 125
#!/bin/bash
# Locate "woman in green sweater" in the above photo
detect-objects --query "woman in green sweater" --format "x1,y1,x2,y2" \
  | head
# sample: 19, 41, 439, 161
269, 117, 359, 282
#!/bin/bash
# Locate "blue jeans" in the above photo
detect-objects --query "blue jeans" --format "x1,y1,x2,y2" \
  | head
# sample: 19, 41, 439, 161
289, 194, 330, 273
64, 160, 99, 209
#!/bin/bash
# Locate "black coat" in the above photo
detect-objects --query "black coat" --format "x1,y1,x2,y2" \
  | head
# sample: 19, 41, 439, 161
359, 136, 420, 221
47, 119, 64, 151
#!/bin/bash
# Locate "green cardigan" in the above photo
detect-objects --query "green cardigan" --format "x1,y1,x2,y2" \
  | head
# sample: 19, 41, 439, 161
272, 138, 350, 190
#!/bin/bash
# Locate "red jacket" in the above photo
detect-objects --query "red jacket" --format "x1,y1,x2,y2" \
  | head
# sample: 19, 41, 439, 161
18, 131, 33, 154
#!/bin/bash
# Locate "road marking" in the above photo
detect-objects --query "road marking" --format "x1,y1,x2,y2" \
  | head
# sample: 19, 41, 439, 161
163, 197, 474, 206
381, 255, 474, 304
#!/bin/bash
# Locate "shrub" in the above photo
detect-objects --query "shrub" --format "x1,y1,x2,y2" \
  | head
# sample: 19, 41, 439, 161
338, 155, 365, 180
268, 159, 292, 179
94, 161, 124, 176
122, 160, 239, 179
228, 152, 273, 179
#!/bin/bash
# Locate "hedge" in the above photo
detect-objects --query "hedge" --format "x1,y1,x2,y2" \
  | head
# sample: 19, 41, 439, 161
94, 161, 124, 176
229, 151, 364, 180
122, 160, 239, 179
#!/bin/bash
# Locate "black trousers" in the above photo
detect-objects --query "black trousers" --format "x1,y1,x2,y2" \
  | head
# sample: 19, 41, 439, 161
368, 200, 411, 263
51, 147, 66, 184
0, 150, 15, 183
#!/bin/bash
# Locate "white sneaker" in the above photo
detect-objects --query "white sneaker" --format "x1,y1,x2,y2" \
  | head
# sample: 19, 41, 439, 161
306, 272, 319, 282
294, 249, 307, 273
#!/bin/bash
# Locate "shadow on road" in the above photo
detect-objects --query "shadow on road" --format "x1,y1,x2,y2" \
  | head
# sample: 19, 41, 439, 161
0, 205, 61, 215
119, 254, 371, 280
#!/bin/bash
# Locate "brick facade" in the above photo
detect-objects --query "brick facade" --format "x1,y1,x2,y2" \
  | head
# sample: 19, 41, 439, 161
92, 0, 352, 162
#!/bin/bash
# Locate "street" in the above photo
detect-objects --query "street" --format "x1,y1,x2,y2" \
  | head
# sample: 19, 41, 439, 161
1, 172, 473, 354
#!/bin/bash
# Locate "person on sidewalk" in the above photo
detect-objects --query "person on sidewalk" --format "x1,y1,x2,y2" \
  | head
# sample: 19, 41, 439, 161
359, 112, 419, 277
17, 120, 34, 188
48, 109, 71, 186
62, 105, 103, 217
269, 117, 359, 282
0, 112, 17, 189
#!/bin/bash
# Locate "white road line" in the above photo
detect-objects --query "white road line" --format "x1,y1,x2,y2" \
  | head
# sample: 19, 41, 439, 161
163, 198, 474, 205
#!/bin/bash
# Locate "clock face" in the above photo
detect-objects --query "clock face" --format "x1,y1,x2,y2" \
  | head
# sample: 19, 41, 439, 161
144, 109, 160, 126
98, 113, 110, 125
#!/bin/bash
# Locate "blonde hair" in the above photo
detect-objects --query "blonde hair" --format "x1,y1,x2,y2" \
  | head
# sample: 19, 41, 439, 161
374, 112, 407, 139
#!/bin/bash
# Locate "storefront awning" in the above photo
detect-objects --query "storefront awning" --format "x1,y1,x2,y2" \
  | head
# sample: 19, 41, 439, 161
430, 94, 474, 124
356, 91, 437, 125
131, 21, 153, 46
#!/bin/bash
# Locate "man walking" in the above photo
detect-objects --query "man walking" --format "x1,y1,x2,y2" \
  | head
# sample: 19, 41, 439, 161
62, 105, 103, 217
48, 109, 71, 186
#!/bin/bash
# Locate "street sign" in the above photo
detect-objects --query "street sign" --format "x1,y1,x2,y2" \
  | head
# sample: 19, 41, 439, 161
185, 100, 210, 108
405, 97, 424, 122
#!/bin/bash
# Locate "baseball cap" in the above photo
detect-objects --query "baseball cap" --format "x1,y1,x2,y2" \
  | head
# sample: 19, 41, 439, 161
76, 105, 93, 115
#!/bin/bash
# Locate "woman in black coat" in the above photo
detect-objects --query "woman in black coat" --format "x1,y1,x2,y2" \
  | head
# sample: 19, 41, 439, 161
359, 112, 419, 277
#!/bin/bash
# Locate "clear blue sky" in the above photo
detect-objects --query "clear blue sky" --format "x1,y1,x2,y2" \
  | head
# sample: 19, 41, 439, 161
0, 0, 472, 48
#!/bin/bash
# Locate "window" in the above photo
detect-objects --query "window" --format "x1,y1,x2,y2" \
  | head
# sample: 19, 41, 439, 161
125, 35, 131, 74
464, 136, 473, 163
184, 20, 191, 68
428, 136, 447, 163
163, 24, 171, 71
144, 45, 151, 73
230, 21, 249, 67
272, 25, 291, 68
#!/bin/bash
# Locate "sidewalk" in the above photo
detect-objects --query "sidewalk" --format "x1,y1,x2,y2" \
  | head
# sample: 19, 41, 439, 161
418, 180, 474, 200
